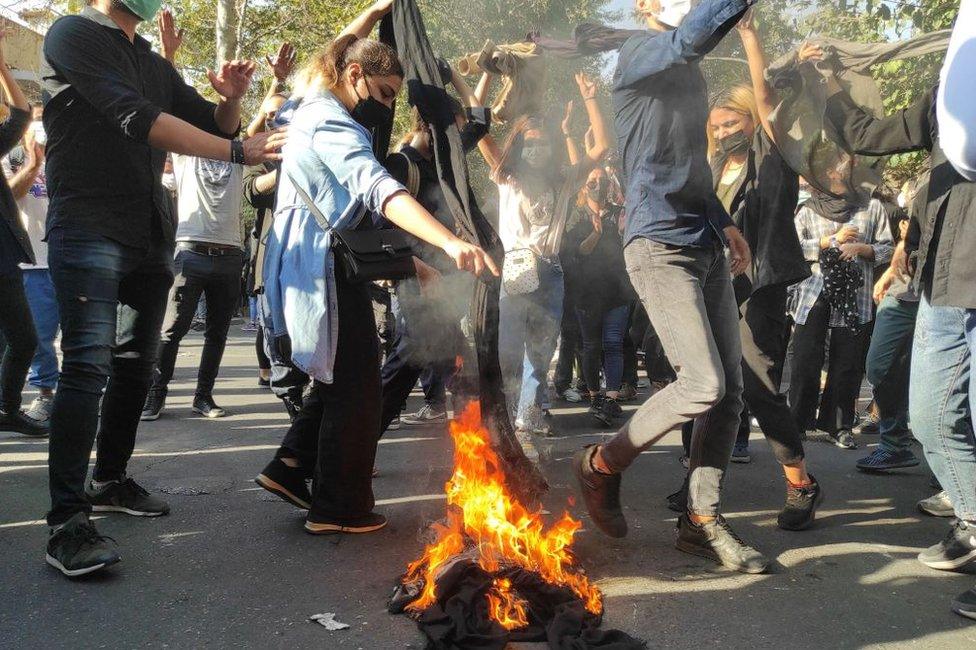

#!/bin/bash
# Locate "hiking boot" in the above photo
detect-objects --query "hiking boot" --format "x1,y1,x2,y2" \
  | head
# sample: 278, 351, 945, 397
952, 586, 976, 621
617, 383, 638, 402
918, 490, 955, 518
0, 408, 49, 437
86, 477, 170, 517
24, 394, 54, 423
192, 395, 226, 418
401, 404, 447, 426
141, 390, 166, 421
573, 445, 627, 538
667, 475, 689, 513
918, 519, 976, 570
829, 429, 858, 449
777, 476, 823, 531
255, 458, 311, 509
856, 448, 920, 472
676, 514, 769, 574
730, 441, 751, 464
305, 511, 387, 535
45, 512, 121, 578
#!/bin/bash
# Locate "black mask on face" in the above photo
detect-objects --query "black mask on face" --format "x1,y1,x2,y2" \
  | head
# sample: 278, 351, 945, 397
350, 75, 393, 130
717, 129, 751, 156
586, 177, 609, 205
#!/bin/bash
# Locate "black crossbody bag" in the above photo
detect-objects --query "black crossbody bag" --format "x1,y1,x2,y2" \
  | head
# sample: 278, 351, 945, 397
286, 171, 416, 283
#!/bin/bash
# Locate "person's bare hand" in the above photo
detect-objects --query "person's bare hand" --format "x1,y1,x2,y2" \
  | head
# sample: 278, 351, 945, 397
442, 238, 500, 277
373, 0, 395, 16
575, 72, 598, 101
242, 127, 287, 165
891, 240, 913, 282
265, 42, 296, 81
835, 224, 859, 244
23, 128, 44, 168
724, 226, 752, 276
561, 101, 574, 135
736, 7, 756, 33
208, 60, 257, 101
873, 268, 894, 304
797, 41, 825, 64
838, 242, 865, 261
157, 9, 184, 63
590, 212, 603, 235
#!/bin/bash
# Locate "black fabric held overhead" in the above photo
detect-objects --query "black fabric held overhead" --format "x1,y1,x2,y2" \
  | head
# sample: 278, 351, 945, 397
380, 0, 548, 503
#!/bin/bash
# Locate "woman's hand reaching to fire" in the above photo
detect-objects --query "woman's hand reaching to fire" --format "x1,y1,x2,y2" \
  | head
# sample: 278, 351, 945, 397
442, 237, 500, 278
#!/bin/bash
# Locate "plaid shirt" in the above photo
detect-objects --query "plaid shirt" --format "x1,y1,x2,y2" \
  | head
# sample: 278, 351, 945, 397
790, 199, 893, 327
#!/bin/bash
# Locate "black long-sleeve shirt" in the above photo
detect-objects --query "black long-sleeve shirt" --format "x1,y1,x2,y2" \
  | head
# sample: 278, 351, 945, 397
40, 7, 236, 248
0, 106, 32, 275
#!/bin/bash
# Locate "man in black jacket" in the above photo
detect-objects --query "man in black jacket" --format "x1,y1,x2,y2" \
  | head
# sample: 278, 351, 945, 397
40, 0, 283, 578
823, 72, 976, 619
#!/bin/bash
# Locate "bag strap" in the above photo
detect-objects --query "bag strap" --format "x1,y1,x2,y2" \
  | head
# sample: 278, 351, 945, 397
285, 171, 368, 241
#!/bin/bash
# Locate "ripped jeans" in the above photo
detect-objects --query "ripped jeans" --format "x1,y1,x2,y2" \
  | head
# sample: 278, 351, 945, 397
46, 227, 173, 525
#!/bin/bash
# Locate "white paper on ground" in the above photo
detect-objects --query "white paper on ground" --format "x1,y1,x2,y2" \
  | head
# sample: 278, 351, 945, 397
308, 613, 351, 631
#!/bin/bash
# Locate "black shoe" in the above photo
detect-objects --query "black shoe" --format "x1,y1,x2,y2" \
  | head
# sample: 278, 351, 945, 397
829, 429, 858, 449
573, 445, 627, 538
952, 586, 976, 620
777, 476, 823, 531
918, 519, 976, 570
140, 391, 166, 421
604, 397, 623, 418
86, 477, 170, 517
676, 514, 769, 574
255, 458, 311, 509
46, 512, 121, 577
0, 409, 49, 437
305, 511, 387, 534
589, 396, 618, 427
856, 448, 920, 472
192, 395, 226, 418
666, 475, 689, 513
258, 377, 271, 388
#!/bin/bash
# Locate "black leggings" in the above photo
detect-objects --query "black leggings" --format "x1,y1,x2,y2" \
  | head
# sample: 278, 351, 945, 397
0, 270, 37, 413
255, 325, 271, 371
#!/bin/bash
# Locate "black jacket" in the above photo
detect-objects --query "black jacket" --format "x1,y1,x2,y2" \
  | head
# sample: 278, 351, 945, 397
825, 87, 976, 309
0, 106, 32, 268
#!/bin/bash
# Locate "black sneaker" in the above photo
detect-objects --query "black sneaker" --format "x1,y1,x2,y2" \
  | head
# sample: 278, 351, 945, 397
829, 429, 858, 449
45, 512, 121, 577
86, 477, 170, 517
140, 390, 166, 421
604, 397, 623, 418
952, 586, 976, 621
192, 395, 226, 418
666, 476, 689, 513
777, 476, 823, 531
255, 458, 311, 509
676, 514, 769, 574
573, 445, 627, 538
304, 511, 387, 535
589, 396, 619, 427
918, 519, 976, 570
856, 448, 920, 472
0, 409, 49, 437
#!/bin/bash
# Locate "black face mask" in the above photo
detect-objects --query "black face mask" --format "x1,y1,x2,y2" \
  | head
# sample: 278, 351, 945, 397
717, 129, 751, 156
350, 76, 393, 130
586, 178, 609, 205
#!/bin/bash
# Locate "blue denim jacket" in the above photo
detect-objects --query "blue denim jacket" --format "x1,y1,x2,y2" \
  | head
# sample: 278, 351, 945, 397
612, 0, 754, 248
262, 90, 404, 382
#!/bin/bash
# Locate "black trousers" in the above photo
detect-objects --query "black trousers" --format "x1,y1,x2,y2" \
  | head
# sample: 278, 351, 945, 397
277, 271, 380, 520
0, 269, 37, 413
152, 248, 243, 397
553, 286, 582, 393
789, 294, 871, 435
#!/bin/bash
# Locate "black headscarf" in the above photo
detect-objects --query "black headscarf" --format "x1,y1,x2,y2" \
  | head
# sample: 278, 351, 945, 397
804, 188, 857, 223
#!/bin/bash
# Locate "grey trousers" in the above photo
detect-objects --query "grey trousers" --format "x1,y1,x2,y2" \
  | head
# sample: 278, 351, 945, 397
602, 238, 744, 517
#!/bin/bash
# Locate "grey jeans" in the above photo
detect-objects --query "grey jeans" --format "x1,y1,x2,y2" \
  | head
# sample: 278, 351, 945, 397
602, 238, 744, 516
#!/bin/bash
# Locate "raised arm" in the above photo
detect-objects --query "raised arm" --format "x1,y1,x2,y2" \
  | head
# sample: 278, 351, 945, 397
7, 135, 43, 200
339, 0, 393, 39
561, 101, 580, 165
473, 72, 502, 168
735, 9, 781, 142
576, 73, 609, 167
0, 30, 31, 155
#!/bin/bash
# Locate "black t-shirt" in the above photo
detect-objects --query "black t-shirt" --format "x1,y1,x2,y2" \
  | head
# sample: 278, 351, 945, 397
561, 204, 633, 312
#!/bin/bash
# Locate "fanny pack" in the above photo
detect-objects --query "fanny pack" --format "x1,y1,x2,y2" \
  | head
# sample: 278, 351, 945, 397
287, 172, 416, 284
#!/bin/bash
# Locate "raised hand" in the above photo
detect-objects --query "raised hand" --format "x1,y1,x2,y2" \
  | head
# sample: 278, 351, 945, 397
797, 41, 825, 64
561, 101, 574, 135
265, 42, 296, 81
157, 9, 184, 63
574, 72, 598, 101
208, 60, 257, 101
736, 6, 755, 33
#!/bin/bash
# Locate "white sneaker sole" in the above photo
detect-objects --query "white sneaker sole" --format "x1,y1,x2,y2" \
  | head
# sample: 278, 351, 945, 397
918, 548, 976, 571
254, 474, 310, 510
90, 505, 168, 517
192, 408, 226, 418
46, 553, 119, 577
140, 412, 161, 421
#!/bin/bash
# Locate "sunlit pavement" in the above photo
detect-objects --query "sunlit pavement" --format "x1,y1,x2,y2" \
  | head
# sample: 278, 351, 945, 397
2, 323, 976, 648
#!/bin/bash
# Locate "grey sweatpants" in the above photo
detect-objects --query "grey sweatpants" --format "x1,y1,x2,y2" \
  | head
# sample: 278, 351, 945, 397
602, 237, 744, 516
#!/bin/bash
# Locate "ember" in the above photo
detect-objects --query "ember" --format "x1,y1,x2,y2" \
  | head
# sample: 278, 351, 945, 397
402, 402, 603, 629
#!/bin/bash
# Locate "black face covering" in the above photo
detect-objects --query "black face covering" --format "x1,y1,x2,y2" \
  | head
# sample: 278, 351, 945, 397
350, 76, 394, 129
717, 129, 751, 156
586, 177, 609, 205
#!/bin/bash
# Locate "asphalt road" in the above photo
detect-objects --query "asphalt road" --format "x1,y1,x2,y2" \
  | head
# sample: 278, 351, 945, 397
2, 325, 975, 648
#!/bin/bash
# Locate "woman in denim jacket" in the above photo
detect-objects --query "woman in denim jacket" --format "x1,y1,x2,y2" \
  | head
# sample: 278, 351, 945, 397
257, 27, 497, 535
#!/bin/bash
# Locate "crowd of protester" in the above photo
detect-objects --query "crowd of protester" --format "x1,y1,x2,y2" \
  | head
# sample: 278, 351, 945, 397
1, 0, 975, 623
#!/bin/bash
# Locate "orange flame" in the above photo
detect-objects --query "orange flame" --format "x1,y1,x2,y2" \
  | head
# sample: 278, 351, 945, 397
404, 402, 603, 629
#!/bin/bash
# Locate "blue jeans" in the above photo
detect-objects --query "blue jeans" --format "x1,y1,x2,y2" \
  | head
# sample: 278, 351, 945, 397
498, 258, 564, 421
46, 228, 174, 525
22, 268, 60, 391
577, 302, 630, 393
866, 295, 918, 453
909, 294, 975, 521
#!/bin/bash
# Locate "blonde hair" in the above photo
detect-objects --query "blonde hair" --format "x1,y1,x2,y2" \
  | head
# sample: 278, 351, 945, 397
707, 85, 759, 158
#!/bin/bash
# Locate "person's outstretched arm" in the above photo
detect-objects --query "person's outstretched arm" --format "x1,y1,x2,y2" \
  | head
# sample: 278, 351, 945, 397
0, 29, 31, 156
339, 0, 393, 39
576, 73, 609, 166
